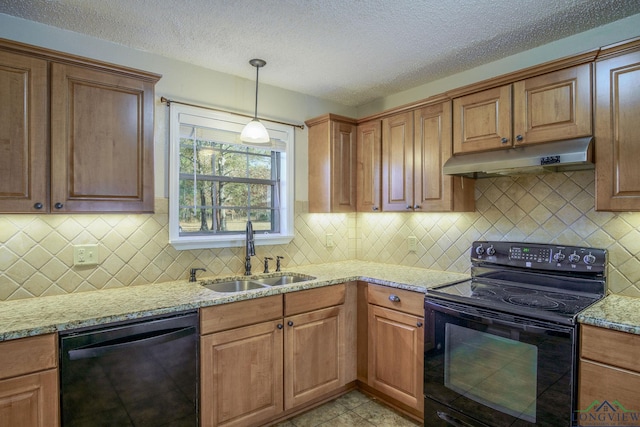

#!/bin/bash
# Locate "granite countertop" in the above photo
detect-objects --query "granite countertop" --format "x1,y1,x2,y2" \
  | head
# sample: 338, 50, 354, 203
577, 294, 640, 335
0, 260, 469, 342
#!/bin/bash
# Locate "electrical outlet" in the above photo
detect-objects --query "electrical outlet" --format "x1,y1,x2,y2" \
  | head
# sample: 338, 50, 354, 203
326, 233, 334, 248
408, 236, 418, 252
74, 244, 99, 266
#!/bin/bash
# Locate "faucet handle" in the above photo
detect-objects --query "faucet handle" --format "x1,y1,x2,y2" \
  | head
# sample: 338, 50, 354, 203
276, 256, 284, 272
263, 257, 273, 273
189, 268, 206, 282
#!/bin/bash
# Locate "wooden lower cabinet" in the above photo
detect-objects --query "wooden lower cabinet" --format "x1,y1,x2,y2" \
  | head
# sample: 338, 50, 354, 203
0, 370, 59, 427
285, 305, 345, 409
367, 285, 424, 415
200, 285, 355, 426
201, 320, 284, 427
578, 324, 640, 413
0, 334, 59, 427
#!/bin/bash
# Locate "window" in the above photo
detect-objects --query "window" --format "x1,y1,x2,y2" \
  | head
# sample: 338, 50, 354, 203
169, 104, 294, 250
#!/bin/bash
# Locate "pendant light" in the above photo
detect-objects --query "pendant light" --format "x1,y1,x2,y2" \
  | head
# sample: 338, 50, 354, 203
240, 58, 270, 143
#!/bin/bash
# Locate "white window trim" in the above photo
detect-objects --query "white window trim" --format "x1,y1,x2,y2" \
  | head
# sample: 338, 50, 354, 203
168, 103, 295, 250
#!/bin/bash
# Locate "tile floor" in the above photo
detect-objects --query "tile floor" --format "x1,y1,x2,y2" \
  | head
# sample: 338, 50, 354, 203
275, 390, 421, 427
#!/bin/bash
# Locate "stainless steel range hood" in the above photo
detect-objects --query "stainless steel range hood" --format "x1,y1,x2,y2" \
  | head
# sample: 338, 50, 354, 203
442, 137, 594, 178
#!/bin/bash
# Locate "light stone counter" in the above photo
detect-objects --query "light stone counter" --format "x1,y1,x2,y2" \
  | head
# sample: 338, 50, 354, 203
0, 260, 469, 342
577, 294, 640, 335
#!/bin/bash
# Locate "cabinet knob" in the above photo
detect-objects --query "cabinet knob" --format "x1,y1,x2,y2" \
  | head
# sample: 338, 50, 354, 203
417, 322, 423, 328
372, 206, 379, 211
277, 323, 283, 329
406, 205, 412, 210
54, 202, 64, 209
414, 205, 421, 210
516, 135, 523, 142
389, 294, 401, 303
287, 321, 294, 327
501, 137, 509, 144
33, 202, 43, 210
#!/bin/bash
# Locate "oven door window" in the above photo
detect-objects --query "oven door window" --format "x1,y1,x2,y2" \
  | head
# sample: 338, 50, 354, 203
445, 323, 537, 423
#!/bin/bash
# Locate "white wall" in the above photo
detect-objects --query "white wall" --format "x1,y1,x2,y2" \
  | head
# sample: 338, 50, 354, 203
0, 13, 359, 202
356, 13, 640, 117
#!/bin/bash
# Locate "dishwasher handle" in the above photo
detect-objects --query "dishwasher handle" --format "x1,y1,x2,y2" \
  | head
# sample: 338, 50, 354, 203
67, 326, 196, 360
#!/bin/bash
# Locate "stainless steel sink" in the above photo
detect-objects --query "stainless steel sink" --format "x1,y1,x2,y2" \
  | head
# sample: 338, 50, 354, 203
202, 280, 269, 293
253, 274, 314, 286
201, 273, 316, 293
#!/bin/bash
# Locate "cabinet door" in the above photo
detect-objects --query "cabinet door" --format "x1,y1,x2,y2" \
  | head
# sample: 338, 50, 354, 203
331, 120, 357, 213
368, 304, 424, 413
513, 64, 592, 145
382, 111, 414, 211
201, 320, 283, 427
578, 360, 640, 413
595, 47, 640, 211
0, 51, 48, 213
0, 370, 59, 427
50, 63, 155, 213
356, 120, 382, 212
284, 305, 344, 409
414, 101, 474, 212
453, 85, 512, 154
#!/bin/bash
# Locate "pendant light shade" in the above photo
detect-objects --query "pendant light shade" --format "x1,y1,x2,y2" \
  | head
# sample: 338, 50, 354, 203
241, 59, 270, 143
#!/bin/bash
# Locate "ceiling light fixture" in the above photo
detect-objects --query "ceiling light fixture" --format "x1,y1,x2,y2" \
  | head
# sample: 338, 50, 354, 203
240, 58, 270, 143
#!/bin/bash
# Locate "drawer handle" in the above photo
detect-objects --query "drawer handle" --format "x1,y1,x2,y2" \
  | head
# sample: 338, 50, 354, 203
389, 294, 400, 303
417, 322, 423, 328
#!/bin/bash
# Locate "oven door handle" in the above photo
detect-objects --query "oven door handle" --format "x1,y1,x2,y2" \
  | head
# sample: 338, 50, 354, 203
425, 299, 572, 334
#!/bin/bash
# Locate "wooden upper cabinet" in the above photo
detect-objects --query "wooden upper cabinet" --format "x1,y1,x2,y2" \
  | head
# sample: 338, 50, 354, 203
0, 39, 160, 213
0, 50, 48, 213
307, 114, 357, 213
50, 63, 156, 213
595, 40, 640, 211
356, 120, 382, 212
453, 64, 592, 154
513, 64, 592, 145
382, 103, 474, 212
453, 85, 512, 154
414, 102, 474, 212
382, 111, 414, 211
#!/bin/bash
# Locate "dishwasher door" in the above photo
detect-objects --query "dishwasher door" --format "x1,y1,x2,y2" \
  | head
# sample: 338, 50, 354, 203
60, 311, 198, 427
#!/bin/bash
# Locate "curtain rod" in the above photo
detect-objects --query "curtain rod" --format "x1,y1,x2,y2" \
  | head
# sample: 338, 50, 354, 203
160, 96, 305, 130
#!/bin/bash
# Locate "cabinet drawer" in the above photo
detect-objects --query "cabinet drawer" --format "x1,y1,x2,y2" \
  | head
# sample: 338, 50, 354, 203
580, 324, 640, 372
367, 284, 424, 316
284, 284, 346, 316
200, 295, 283, 335
0, 334, 57, 380
578, 359, 640, 410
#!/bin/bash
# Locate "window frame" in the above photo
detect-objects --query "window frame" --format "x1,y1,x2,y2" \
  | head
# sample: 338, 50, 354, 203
168, 103, 295, 250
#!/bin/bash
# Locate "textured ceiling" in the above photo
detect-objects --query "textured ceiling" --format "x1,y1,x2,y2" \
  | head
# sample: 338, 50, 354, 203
1, 0, 640, 107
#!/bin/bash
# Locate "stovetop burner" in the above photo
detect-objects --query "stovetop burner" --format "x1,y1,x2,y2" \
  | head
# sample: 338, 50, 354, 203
506, 295, 561, 309
426, 241, 607, 325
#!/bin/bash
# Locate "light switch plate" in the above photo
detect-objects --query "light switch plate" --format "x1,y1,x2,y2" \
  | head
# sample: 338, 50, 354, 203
74, 244, 99, 266
408, 236, 418, 252
326, 233, 334, 248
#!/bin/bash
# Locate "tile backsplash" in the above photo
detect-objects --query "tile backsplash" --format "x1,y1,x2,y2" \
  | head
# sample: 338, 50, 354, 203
1, 170, 639, 300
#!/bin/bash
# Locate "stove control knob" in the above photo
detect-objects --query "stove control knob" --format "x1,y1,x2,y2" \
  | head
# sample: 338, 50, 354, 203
583, 253, 597, 265
568, 252, 581, 264
475, 245, 485, 255
553, 252, 566, 262
486, 245, 496, 256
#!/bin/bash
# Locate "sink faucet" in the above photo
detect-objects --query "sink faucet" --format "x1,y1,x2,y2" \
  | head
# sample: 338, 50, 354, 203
189, 268, 206, 282
244, 220, 255, 275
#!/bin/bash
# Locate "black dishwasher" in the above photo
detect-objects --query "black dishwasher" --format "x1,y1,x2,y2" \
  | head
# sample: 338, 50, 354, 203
60, 311, 198, 427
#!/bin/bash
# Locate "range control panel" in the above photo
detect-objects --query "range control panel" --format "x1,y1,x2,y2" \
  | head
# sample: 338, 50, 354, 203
471, 241, 607, 273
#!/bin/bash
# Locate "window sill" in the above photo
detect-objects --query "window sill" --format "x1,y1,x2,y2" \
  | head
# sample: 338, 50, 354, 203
170, 233, 295, 250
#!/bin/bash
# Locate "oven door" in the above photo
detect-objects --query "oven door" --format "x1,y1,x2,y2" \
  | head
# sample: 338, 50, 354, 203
424, 298, 576, 427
